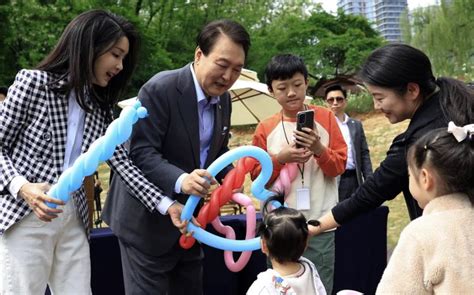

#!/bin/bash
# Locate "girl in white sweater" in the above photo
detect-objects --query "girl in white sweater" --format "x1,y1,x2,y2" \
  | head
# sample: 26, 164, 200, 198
377, 122, 474, 293
247, 195, 326, 295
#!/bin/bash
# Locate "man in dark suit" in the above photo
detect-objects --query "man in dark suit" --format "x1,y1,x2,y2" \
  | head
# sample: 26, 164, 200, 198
325, 85, 373, 201
102, 19, 250, 294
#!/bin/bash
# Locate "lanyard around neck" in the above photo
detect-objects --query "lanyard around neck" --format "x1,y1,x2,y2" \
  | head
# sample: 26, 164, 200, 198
280, 108, 307, 187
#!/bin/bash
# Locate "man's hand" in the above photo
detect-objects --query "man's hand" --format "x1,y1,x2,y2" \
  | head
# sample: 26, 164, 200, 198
19, 182, 64, 222
276, 142, 313, 164
181, 169, 216, 198
168, 202, 201, 236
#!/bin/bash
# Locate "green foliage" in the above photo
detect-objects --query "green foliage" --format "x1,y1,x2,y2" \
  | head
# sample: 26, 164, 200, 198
1, 1, 80, 84
308, 98, 326, 107
249, 8, 383, 85
0, 0, 384, 99
346, 91, 374, 115
403, 0, 474, 80
309, 90, 374, 115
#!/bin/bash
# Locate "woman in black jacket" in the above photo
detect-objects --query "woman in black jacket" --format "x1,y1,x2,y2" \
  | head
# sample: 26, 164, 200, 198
309, 44, 474, 235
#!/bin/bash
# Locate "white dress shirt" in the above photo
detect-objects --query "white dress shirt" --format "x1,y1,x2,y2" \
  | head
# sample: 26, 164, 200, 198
335, 114, 355, 170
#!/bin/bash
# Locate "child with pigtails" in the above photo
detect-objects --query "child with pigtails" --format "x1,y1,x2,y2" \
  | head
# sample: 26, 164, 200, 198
377, 122, 474, 293
247, 194, 327, 295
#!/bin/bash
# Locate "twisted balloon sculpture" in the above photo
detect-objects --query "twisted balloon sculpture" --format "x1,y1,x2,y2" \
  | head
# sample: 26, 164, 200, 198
272, 163, 298, 197
180, 156, 258, 249
47, 101, 148, 208
211, 193, 256, 272
180, 146, 277, 252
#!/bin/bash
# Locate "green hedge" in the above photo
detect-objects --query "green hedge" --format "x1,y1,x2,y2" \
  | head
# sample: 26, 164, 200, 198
309, 90, 374, 115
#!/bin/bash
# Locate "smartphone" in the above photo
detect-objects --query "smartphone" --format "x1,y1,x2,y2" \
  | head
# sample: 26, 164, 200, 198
296, 109, 314, 148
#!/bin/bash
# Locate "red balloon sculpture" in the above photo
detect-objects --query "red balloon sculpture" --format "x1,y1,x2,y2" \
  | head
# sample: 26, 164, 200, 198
179, 157, 257, 249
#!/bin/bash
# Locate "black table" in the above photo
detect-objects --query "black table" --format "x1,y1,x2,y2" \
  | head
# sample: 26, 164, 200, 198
89, 206, 388, 294
334, 206, 389, 294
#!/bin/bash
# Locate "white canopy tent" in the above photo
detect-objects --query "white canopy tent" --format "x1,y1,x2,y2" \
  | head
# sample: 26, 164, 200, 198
229, 78, 281, 126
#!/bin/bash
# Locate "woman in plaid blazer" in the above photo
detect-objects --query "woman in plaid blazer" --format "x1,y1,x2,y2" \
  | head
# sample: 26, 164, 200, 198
0, 10, 178, 294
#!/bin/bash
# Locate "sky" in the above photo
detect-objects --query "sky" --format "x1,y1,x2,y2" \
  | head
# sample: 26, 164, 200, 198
315, 0, 439, 14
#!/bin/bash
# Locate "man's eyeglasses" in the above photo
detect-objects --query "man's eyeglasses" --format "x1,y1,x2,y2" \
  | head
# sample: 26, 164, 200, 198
326, 96, 345, 104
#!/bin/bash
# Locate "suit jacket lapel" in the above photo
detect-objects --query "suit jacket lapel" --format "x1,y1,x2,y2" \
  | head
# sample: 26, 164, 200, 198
348, 118, 358, 162
177, 65, 200, 168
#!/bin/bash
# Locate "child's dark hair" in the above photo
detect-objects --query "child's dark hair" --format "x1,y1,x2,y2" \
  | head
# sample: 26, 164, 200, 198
264, 54, 308, 91
407, 127, 474, 204
258, 193, 308, 263
324, 84, 347, 99
37, 9, 139, 112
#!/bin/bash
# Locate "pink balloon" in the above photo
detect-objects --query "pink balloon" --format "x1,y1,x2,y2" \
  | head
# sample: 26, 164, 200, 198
211, 193, 256, 272
272, 163, 298, 197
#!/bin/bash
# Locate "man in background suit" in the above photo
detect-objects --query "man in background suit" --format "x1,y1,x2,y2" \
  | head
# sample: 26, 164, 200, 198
102, 19, 250, 294
325, 84, 373, 201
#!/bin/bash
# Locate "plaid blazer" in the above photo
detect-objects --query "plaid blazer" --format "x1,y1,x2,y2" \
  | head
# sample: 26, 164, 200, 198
0, 69, 166, 235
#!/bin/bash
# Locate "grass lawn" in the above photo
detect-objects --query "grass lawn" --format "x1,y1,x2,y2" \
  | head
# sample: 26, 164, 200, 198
96, 112, 410, 252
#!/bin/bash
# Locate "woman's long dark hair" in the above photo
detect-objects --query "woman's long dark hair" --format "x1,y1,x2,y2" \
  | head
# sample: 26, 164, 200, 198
37, 9, 139, 112
358, 44, 473, 125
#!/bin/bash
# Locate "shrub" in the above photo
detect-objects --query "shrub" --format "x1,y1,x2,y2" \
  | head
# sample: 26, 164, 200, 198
346, 91, 374, 115
308, 90, 374, 115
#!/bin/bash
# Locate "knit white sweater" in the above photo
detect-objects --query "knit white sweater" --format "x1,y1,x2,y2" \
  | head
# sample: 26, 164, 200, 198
377, 193, 474, 294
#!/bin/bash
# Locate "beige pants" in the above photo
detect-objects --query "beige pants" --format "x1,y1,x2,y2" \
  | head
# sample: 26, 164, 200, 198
0, 201, 91, 295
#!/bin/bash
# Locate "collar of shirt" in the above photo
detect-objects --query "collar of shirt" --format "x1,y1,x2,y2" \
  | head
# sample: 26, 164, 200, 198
335, 113, 349, 125
189, 64, 220, 106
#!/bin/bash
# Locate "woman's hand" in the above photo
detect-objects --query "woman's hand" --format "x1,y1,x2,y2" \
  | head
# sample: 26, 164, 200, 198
18, 182, 64, 222
168, 202, 202, 236
308, 212, 340, 237
308, 222, 323, 237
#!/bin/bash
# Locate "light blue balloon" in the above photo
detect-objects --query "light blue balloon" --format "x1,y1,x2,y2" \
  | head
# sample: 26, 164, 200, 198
181, 146, 280, 251
47, 101, 148, 208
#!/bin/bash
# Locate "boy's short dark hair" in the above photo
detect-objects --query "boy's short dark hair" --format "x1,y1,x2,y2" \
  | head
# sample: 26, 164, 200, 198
0, 86, 7, 96
264, 54, 308, 90
324, 84, 347, 99
258, 194, 308, 263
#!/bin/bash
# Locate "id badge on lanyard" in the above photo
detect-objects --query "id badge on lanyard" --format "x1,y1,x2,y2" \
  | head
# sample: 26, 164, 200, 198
296, 187, 310, 210
295, 163, 310, 210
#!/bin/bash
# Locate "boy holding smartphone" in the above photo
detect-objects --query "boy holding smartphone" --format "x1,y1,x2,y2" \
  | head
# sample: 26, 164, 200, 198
251, 54, 347, 294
